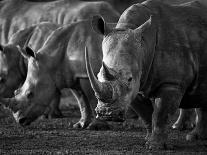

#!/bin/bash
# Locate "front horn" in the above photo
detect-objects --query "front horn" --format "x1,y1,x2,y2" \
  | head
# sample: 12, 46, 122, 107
85, 47, 114, 102
0, 97, 18, 112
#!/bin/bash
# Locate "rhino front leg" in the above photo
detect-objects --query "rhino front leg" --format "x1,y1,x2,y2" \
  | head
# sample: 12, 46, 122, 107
71, 89, 92, 129
78, 79, 110, 130
147, 87, 183, 150
130, 94, 153, 140
186, 108, 207, 141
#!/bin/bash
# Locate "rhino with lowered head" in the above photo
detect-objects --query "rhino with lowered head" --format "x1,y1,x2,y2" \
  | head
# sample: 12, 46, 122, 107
86, 0, 207, 149
0, 22, 63, 118
0, 20, 116, 128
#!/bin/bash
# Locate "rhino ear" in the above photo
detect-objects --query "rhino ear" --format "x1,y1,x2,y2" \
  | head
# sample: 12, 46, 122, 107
17, 45, 36, 59
133, 15, 157, 42
91, 15, 112, 35
25, 46, 36, 58
133, 15, 155, 40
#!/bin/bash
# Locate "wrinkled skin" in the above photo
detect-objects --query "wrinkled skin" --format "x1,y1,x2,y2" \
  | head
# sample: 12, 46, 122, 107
87, 0, 207, 150
0, 22, 63, 120
0, 0, 120, 127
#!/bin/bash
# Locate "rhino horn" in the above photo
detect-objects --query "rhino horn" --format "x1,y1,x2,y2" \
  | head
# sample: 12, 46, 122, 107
85, 47, 114, 102
0, 97, 18, 112
102, 62, 115, 80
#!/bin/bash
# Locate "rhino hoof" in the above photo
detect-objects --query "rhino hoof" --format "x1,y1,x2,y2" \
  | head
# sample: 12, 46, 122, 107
73, 119, 90, 129
87, 119, 110, 130
49, 111, 64, 119
172, 122, 182, 130
172, 122, 194, 131
145, 141, 168, 150
186, 133, 199, 141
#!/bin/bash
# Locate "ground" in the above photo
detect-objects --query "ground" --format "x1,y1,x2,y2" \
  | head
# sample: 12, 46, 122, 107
1, 100, 207, 155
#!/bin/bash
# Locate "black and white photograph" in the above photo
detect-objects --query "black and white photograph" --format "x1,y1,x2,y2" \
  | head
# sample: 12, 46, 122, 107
0, 0, 207, 154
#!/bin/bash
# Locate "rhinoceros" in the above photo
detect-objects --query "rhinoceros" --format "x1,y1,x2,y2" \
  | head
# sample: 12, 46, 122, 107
85, 0, 207, 149
0, 22, 63, 118
0, 0, 119, 44
0, 19, 115, 128
0, 0, 120, 125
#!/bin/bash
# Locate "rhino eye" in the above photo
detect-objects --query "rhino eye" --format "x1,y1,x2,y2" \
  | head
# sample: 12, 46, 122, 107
14, 88, 20, 96
26, 91, 33, 99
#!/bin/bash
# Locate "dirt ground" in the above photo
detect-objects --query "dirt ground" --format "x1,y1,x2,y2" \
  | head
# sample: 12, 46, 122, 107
0, 104, 207, 155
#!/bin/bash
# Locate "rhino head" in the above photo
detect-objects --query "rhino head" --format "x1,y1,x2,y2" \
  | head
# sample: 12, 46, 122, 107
0, 46, 59, 126
0, 27, 67, 126
0, 27, 35, 98
86, 15, 157, 122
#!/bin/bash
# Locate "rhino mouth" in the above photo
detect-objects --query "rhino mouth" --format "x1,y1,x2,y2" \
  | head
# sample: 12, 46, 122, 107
95, 106, 125, 122
13, 111, 34, 126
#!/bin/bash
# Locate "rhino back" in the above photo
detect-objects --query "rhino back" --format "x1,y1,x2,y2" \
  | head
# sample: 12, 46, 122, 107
0, 0, 119, 44
28, 22, 60, 51
37, 20, 103, 80
116, 0, 207, 29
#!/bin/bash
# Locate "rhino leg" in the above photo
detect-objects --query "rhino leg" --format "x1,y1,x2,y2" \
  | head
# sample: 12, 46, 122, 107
186, 108, 207, 141
71, 87, 93, 129
123, 106, 140, 129
130, 94, 153, 140
146, 87, 183, 150
43, 90, 63, 119
78, 79, 110, 130
172, 108, 195, 130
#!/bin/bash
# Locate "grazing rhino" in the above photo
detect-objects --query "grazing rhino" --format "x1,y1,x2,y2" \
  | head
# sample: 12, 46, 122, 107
0, 20, 114, 128
0, 22, 63, 118
85, 0, 207, 149
0, 0, 120, 124
0, 0, 119, 44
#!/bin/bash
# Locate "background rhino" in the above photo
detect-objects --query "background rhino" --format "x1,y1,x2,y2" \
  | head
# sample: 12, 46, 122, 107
0, 20, 111, 128
0, 0, 120, 124
0, 0, 119, 44
0, 22, 63, 118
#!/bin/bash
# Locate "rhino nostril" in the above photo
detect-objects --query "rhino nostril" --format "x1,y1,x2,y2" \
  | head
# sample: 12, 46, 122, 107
0, 77, 6, 83
128, 77, 132, 82
26, 91, 33, 99
19, 117, 27, 125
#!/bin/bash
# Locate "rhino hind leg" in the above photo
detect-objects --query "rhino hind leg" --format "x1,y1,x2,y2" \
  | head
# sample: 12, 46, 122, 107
186, 108, 207, 141
43, 90, 63, 119
146, 87, 184, 150
172, 108, 195, 130
71, 87, 93, 129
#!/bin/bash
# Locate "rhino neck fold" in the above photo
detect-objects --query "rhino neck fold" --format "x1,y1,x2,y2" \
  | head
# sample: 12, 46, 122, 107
139, 28, 158, 95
